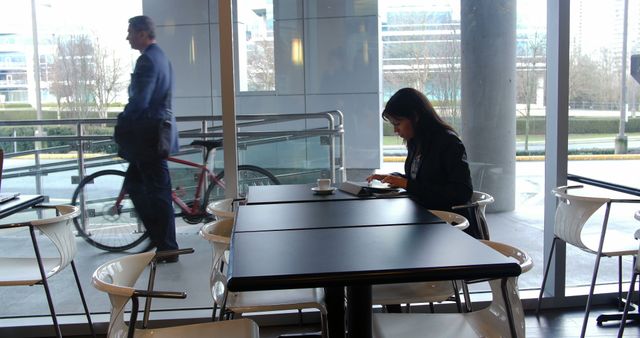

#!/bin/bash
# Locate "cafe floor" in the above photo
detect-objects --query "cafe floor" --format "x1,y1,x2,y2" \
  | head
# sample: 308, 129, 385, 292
65, 306, 640, 338
257, 306, 640, 337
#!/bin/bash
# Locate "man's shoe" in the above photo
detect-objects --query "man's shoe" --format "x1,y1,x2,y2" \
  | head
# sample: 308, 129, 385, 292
156, 254, 179, 263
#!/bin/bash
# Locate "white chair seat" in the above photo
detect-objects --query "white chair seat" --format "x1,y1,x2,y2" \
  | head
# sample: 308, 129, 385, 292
0, 257, 61, 286
373, 313, 484, 338
227, 288, 326, 313
373, 241, 532, 338
581, 230, 638, 256
0, 205, 94, 338
372, 210, 468, 310
133, 318, 259, 338
372, 281, 458, 305
93, 251, 260, 338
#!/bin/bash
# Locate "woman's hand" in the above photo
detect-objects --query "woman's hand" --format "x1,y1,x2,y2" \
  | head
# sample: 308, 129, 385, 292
366, 173, 408, 189
380, 175, 407, 189
366, 174, 387, 183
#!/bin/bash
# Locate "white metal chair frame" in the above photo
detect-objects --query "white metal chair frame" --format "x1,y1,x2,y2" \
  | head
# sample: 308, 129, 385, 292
92, 250, 259, 338
452, 190, 495, 240
0, 204, 95, 338
372, 240, 532, 338
200, 219, 328, 336
372, 210, 470, 313
537, 185, 640, 338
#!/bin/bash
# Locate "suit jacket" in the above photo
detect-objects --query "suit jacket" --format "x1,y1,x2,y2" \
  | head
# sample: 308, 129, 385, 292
404, 127, 473, 211
121, 43, 179, 157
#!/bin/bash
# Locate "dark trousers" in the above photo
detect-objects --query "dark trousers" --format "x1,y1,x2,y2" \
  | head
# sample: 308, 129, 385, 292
125, 159, 178, 251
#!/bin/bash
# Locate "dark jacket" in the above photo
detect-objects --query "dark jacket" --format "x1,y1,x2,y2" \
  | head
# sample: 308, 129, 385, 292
120, 43, 179, 157
404, 127, 473, 211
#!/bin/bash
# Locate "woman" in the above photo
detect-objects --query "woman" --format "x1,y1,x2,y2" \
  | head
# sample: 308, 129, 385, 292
368, 87, 474, 230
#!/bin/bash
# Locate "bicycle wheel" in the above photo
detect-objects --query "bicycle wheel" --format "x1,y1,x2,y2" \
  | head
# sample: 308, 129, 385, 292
71, 170, 149, 252
203, 165, 280, 208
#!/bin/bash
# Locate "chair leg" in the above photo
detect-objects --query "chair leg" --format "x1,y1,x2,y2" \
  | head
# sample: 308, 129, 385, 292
211, 303, 218, 321
71, 261, 96, 338
30, 226, 62, 338
461, 281, 472, 312
40, 276, 62, 338
451, 281, 462, 313
320, 312, 328, 338
581, 254, 604, 338
536, 237, 557, 315
618, 271, 638, 337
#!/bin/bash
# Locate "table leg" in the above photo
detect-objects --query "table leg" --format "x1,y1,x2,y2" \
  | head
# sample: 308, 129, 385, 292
347, 285, 372, 338
325, 286, 345, 338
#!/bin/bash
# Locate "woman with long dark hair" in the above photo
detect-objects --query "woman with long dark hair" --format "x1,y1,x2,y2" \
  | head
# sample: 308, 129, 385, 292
367, 87, 473, 217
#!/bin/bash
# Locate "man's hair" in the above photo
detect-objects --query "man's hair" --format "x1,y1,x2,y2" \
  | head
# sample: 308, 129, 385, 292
128, 15, 156, 39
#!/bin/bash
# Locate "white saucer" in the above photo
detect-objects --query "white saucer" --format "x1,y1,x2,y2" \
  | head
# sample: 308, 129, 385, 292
311, 186, 336, 195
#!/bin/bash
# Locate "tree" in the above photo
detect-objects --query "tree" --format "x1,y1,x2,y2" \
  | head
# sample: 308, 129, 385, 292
569, 46, 620, 110
428, 26, 461, 130
50, 35, 124, 120
92, 38, 124, 118
246, 40, 275, 91
516, 32, 546, 152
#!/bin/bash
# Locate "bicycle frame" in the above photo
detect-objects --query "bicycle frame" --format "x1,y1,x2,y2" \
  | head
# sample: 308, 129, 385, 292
167, 155, 225, 216
109, 153, 226, 219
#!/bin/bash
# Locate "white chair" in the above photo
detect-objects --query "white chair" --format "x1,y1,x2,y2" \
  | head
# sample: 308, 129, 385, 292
618, 226, 640, 338
537, 185, 640, 338
452, 191, 495, 240
207, 198, 235, 219
200, 219, 328, 336
372, 210, 469, 312
372, 240, 533, 338
0, 205, 95, 338
92, 251, 259, 338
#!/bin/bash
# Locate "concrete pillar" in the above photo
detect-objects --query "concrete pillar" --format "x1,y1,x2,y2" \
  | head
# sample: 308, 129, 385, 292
461, 0, 517, 212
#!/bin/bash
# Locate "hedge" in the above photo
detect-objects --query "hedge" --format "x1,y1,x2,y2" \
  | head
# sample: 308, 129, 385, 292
383, 116, 640, 136
0, 125, 115, 153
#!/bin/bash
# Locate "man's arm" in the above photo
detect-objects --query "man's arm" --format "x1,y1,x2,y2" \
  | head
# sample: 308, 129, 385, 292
122, 54, 156, 118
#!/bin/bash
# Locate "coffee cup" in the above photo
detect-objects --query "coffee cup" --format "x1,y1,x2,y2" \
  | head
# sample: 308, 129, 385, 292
317, 178, 332, 190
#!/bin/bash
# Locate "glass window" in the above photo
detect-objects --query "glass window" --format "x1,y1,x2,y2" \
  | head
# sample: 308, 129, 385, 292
566, 0, 640, 289
236, 0, 276, 92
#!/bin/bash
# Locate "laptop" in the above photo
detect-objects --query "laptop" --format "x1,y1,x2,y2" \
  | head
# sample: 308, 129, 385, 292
0, 149, 20, 203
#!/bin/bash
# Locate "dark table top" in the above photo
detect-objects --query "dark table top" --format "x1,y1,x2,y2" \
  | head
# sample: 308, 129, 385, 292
234, 197, 441, 232
227, 222, 522, 292
0, 195, 45, 220
246, 184, 369, 204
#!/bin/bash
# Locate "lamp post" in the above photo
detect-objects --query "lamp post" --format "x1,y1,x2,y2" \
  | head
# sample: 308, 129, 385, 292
615, 0, 629, 154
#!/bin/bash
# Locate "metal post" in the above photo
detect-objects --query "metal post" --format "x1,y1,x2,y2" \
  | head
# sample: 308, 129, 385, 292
616, 0, 630, 153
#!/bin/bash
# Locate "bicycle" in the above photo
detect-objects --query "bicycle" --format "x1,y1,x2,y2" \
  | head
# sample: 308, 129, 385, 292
71, 139, 280, 252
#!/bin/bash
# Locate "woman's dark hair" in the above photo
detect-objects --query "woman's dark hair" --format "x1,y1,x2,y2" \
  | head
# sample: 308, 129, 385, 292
382, 87, 456, 145
129, 15, 156, 39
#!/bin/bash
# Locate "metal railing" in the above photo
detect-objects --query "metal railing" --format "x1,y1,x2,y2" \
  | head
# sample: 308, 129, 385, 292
0, 110, 346, 197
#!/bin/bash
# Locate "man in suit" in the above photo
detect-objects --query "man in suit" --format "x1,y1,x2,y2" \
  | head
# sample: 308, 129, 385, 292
121, 15, 179, 261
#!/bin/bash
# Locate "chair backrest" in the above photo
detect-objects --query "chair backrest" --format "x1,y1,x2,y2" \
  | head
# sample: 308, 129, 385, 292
32, 205, 81, 274
478, 240, 533, 338
552, 185, 610, 250
429, 209, 469, 231
92, 252, 156, 338
200, 218, 234, 270
471, 190, 494, 216
207, 198, 235, 219
200, 218, 235, 306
